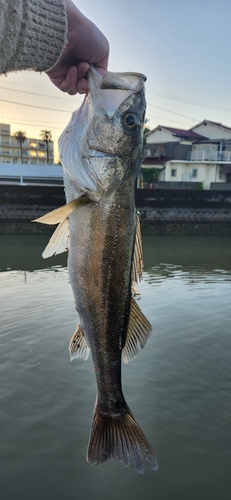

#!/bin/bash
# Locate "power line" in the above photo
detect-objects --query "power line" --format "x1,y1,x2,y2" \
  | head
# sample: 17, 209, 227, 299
0, 97, 74, 113
147, 102, 200, 121
0, 114, 69, 125
1, 119, 64, 130
0, 85, 82, 103
2, 77, 230, 115
145, 113, 194, 127
146, 87, 231, 112
1, 95, 199, 121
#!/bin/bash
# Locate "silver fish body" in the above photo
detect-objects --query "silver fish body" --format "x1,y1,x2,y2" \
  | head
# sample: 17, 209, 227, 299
58, 67, 158, 473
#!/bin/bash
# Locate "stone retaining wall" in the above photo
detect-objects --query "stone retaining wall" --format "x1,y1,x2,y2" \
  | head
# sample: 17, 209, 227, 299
0, 185, 231, 235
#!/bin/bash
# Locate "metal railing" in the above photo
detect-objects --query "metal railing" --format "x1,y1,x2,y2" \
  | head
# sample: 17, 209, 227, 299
0, 163, 63, 186
187, 150, 231, 162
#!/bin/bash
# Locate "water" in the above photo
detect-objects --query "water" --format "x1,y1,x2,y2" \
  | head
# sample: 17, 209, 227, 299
0, 234, 231, 500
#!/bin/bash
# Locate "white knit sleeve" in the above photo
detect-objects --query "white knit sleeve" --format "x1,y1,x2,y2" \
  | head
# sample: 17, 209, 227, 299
0, 0, 67, 74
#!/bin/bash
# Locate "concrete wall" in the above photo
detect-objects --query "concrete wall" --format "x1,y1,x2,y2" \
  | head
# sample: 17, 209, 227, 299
135, 188, 231, 209
164, 161, 221, 189
0, 184, 65, 206
146, 128, 176, 143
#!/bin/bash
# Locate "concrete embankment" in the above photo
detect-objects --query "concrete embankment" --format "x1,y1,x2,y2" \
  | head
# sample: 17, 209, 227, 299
1, 185, 231, 235
135, 189, 231, 235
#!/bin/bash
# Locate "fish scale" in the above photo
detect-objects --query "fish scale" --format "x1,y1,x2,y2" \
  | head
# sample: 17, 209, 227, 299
35, 66, 158, 473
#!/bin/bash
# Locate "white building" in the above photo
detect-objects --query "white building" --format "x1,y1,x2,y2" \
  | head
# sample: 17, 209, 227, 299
143, 120, 231, 188
0, 123, 54, 165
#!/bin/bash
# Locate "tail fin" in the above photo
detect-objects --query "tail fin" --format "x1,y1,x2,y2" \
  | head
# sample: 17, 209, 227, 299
87, 404, 158, 473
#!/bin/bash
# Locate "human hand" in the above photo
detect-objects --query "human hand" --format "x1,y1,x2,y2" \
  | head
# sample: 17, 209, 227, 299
46, 0, 109, 95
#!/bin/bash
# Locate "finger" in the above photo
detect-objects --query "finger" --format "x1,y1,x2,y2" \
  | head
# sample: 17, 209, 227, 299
76, 61, 90, 79
59, 66, 78, 93
59, 63, 90, 94
68, 88, 79, 96
77, 78, 89, 94
94, 53, 109, 75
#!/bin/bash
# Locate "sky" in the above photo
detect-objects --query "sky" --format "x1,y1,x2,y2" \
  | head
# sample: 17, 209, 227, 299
1, 0, 231, 162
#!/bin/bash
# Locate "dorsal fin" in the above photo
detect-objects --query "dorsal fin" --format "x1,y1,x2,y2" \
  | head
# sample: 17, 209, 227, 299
69, 324, 90, 361
123, 298, 152, 363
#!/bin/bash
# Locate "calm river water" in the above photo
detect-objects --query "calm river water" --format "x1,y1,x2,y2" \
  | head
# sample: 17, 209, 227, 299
1, 234, 231, 500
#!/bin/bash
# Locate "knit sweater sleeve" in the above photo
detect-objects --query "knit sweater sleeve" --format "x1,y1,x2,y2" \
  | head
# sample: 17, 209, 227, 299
0, 0, 67, 74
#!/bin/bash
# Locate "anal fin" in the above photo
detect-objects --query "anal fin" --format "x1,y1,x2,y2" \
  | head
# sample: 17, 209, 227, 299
123, 297, 152, 363
69, 324, 90, 361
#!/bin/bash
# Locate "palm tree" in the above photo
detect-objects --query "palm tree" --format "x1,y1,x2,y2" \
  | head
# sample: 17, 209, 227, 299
40, 130, 52, 164
14, 131, 26, 163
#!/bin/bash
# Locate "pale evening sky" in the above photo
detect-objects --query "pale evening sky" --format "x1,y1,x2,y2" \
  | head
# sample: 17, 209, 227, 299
1, 0, 231, 161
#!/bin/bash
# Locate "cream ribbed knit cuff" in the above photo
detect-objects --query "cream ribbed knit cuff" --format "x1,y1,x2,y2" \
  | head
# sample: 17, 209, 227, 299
0, 0, 67, 74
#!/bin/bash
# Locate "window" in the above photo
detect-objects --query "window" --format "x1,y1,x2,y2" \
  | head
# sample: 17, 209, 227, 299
144, 148, 151, 156
171, 169, 177, 177
219, 169, 224, 179
192, 168, 197, 178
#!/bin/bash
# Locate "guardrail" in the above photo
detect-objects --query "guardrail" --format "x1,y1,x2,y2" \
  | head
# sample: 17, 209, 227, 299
187, 150, 231, 162
0, 163, 63, 186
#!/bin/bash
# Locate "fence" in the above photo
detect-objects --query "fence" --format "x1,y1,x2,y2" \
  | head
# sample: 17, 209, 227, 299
0, 163, 63, 186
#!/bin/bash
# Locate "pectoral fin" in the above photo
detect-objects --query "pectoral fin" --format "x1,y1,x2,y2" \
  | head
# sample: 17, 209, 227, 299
69, 324, 90, 361
32, 196, 89, 225
132, 214, 143, 284
123, 297, 152, 363
42, 218, 70, 258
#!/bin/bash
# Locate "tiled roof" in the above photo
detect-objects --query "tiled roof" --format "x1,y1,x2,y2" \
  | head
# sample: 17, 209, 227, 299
145, 125, 208, 140
160, 126, 207, 140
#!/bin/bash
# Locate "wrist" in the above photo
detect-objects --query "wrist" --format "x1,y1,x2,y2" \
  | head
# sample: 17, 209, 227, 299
64, 0, 85, 30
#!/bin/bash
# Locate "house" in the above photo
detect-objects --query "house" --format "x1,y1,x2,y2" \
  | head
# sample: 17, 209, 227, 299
0, 123, 54, 165
142, 120, 231, 188
191, 120, 231, 140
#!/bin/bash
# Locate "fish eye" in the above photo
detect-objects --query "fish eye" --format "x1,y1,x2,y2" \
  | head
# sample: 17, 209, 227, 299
123, 113, 138, 130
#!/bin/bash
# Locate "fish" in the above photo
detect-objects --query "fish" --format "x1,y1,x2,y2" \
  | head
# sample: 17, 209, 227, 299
34, 66, 158, 473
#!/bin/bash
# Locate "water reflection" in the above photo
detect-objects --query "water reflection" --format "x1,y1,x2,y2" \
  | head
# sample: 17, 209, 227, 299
0, 234, 67, 272
142, 235, 231, 285
1, 234, 231, 500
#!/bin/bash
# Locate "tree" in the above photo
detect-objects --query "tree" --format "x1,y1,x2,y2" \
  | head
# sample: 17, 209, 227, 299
40, 130, 52, 164
14, 131, 26, 163
143, 126, 150, 146
141, 166, 165, 183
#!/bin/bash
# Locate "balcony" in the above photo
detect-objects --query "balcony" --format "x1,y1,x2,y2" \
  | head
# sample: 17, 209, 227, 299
187, 150, 231, 162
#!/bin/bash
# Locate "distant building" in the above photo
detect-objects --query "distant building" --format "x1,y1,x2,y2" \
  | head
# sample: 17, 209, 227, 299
142, 120, 231, 188
0, 123, 54, 165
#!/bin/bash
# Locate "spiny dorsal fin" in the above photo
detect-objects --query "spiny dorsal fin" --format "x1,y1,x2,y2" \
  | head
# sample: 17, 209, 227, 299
69, 324, 90, 361
132, 214, 143, 284
42, 218, 70, 259
32, 196, 89, 225
123, 297, 152, 363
